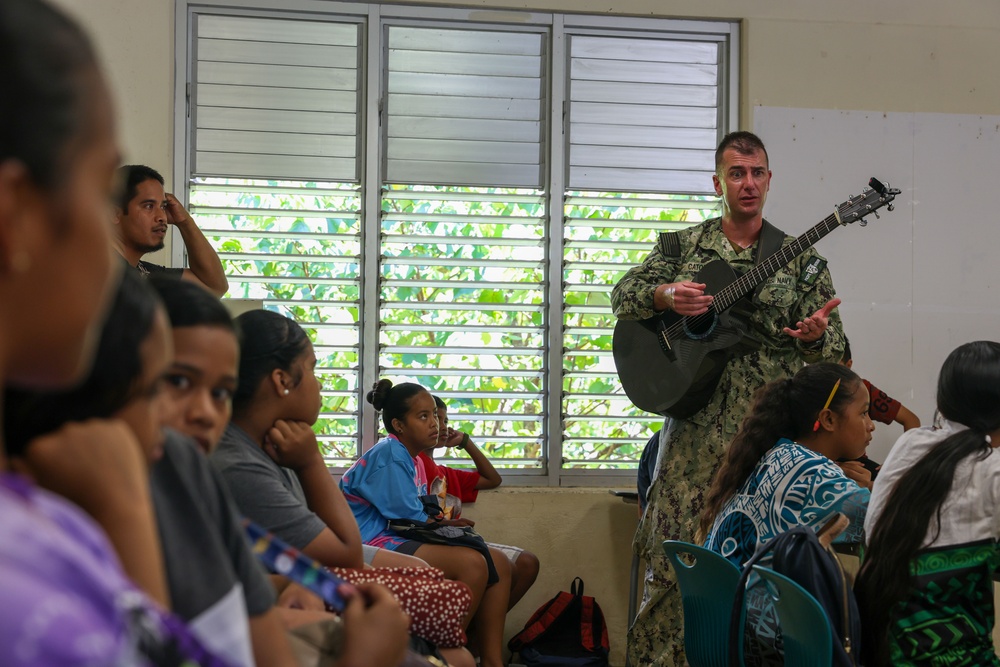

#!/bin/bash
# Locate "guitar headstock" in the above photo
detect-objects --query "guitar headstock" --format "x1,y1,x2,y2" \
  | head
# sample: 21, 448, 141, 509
836, 177, 902, 226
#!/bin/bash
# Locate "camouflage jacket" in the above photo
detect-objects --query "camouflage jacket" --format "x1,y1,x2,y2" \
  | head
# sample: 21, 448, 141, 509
611, 217, 846, 434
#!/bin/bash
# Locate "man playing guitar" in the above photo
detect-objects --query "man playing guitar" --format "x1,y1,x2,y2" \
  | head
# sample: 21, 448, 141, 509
612, 131, 846, 667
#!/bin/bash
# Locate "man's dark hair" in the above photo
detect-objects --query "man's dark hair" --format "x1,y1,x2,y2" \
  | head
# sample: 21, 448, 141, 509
715, 131, 769, 173
0, 0, 99, 190
116, 164, 164, 212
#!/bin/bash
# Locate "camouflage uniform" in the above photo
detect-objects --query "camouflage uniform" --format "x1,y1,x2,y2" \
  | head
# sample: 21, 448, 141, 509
611, 217, 845, 667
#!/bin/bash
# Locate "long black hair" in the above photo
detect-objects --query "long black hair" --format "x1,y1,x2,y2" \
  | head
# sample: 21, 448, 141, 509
0, 0, 99, 190
232, 309, 310, 416
855, 341, 1000, 666
698, 362, 861, 540
367, 378, 429, 436
3, 270, 162, 457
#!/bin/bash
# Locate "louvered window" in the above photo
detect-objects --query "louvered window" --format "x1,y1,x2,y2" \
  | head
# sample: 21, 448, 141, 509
380, 185, 547, 469
189, 11, 365, 463
178, 3, 737, 480
193, 14, 361, 182
384, 26, 545, 188
567, 34, 720, 194
557, 29, 729, 472
560, 192, 719, 471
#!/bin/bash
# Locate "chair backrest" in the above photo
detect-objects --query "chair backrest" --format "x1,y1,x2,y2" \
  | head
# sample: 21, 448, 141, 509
662, 540, 742, 667
751, 565, 833, 667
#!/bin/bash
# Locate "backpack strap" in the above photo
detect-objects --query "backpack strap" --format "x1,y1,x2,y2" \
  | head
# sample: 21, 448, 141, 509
657, 219, 710, 264
581, 595, 596, 652
507, 591, 574, 650
726, 530, 787, 667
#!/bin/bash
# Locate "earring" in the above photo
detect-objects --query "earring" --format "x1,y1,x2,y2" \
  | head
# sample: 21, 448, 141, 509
283, 388, 290, 396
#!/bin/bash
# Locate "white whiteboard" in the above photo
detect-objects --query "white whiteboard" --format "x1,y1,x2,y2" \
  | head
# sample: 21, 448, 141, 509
755, 107, 1000, 460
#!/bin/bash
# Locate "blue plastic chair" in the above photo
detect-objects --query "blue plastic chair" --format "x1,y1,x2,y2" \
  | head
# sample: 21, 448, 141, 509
662, 540, 743, 667
751, 565, 833, 667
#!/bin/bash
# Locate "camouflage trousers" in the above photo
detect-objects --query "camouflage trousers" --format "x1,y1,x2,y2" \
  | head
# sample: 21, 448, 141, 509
627, 417, 728, 667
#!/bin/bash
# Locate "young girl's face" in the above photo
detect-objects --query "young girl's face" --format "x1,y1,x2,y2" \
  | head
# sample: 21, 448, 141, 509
282, 342, 322, 425
831, 381, 874, 460
114, 309, 173, 464
394, 390, 439, 451
160, 325, 239, 455
8, 79, 120, 389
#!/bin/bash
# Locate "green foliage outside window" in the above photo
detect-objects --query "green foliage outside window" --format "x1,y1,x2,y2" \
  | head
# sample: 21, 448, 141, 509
190, 177, 718, 471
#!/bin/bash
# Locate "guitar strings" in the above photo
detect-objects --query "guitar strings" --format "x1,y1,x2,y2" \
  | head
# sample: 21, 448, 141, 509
661, 206, 854, 341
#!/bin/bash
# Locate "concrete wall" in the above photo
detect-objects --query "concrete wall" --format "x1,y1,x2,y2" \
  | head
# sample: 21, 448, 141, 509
50, 0, 1000, 664
463, 488, 640, 664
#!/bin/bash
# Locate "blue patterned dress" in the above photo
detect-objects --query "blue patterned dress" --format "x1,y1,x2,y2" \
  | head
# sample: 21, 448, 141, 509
704, 438, 869, 567
704, 439, 869, 666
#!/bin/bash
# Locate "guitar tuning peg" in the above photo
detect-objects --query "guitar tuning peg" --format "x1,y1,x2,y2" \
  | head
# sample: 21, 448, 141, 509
859, 217, 868, 227
887, 204, 895, 212
872, 210, 880, 220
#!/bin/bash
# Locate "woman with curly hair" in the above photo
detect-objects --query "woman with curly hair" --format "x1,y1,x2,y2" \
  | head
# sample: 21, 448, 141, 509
699, 362, 873, 564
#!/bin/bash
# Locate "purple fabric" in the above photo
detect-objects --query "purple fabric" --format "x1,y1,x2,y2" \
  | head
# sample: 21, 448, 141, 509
0, 472, 232, 667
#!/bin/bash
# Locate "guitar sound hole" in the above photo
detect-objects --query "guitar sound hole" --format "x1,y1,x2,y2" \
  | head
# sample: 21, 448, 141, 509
682, 309, 718, 340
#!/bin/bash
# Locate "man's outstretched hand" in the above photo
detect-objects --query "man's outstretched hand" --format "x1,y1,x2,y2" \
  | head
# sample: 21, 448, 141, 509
783, 298, 841, 343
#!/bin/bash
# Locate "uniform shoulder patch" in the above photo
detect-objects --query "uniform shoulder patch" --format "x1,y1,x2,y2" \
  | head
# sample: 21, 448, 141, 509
798, 256, 827, 285
657, 231, 682, 258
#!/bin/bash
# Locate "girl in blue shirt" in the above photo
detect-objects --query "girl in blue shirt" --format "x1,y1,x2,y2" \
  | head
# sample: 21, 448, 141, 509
341, 379, 511, 667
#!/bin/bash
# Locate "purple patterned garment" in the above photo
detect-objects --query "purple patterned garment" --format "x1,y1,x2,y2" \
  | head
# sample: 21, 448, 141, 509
0, 472, 232, 667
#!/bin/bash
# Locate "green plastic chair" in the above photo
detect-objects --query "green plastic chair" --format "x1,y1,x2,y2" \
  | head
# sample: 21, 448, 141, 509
751, 565, 832, 667
662, 540, 743, 667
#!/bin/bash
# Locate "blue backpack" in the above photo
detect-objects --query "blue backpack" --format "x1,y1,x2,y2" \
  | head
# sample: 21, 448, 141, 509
728, 524, 862, 667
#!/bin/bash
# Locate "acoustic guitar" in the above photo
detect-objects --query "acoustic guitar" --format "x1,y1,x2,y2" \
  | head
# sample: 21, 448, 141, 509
613, 177, 901, 417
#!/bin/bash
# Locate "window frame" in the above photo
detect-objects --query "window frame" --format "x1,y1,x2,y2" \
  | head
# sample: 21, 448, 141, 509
173, 0, 739, 486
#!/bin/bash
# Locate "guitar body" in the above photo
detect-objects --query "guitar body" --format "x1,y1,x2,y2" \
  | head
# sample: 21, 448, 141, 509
613, 260, 752, 418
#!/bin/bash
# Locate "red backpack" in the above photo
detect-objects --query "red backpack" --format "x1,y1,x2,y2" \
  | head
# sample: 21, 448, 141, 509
508, 578, 610, 667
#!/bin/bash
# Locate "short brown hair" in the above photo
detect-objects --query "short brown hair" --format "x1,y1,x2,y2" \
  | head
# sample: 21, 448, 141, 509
715, 131, 768, 173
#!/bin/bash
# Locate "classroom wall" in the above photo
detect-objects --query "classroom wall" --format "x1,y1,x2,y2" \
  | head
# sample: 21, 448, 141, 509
51, 0, 1000, 664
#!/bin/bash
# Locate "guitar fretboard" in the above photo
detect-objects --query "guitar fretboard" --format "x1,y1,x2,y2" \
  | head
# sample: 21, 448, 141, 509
714, 211, 842, 311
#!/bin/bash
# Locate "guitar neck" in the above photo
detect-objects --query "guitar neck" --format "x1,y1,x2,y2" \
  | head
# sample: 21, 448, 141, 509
715, 212, 841, 311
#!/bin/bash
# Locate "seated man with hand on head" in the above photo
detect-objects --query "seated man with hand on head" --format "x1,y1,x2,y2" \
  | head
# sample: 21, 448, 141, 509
113, 164, 228, 297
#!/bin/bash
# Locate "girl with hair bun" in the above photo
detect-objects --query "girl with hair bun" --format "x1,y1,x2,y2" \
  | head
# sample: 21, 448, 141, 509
341, 379, 512, 667
857, 341, 1000, 667
212, 312, 469, 665
700, 361, 873, 564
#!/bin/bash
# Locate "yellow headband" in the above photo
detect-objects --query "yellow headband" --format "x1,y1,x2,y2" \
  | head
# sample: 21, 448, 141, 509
812, 378, 842, 432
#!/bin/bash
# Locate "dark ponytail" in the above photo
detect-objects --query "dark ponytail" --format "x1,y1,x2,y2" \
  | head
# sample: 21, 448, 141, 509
698, 362, 861, 541
367, 378, 429, 435
856, 341, 1000, 666
232, 310, 310, 416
